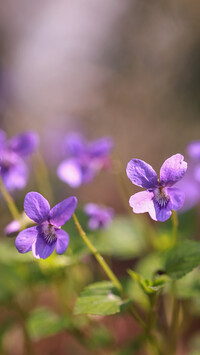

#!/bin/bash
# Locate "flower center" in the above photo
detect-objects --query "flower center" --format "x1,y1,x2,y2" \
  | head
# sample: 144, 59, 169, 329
41, 223, 57, 245
154, 187, 169, 208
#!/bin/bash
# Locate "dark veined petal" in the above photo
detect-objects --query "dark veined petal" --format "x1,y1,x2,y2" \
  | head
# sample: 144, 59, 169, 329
57, 158, 82, 187
56, 229, 70, 254
126, 159, 158, 189
129, 191, 154, 214
15, 226, 38, 253
50, 196, 77, 227
8, 132, 39, 157
24, 192, 50, 224
32, 234, 56, 259
150, 202, 172, 222
160, 154, 187, 187
167, 187, 185, 211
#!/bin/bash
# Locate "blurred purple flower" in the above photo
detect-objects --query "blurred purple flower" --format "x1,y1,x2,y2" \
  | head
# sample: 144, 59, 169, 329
15, 192, 77, 259
176, 141, 200, 211
5, 220, 21, 237
126, 154, 187, 222
84, 203, 114, 230
0, 130, 39, 191
57, 133, 113, 188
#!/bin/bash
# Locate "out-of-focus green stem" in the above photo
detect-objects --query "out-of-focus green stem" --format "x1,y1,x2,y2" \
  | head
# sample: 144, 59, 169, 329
0, 176, 20, 220
33, 151, 54, 204
171, 210, 178, 246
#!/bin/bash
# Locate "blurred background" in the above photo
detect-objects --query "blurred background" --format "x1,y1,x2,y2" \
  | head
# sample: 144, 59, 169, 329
0, 1, 200, 354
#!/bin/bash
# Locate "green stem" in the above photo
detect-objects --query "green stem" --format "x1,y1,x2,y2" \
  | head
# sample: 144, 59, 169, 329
72, 213, 145, 328
171, 210, 178, 246
73, 213, 123, 293
0, 176, 20, 220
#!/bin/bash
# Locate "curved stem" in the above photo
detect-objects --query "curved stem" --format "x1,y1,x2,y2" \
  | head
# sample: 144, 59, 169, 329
0, 176, 20, 220
72, 213, 145, 328
73, 213, 123, 293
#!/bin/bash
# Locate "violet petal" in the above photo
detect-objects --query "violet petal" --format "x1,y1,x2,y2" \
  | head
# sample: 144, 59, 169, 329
160, 154, 187, 187
150, 202, 172, 222
50, 196, 77, 227
2, 162, 27, 191
65, 133, 85, 156
89, 137, 113, 157
56, 229, 70, 254
15, 226, 38, 253
88, 217, 100, 230
24, 192, 50, 223
129, 191, 154, 214
8, 132, 39, 157
187, 141, 200, 160
167, 187, 185, 211
127, 159, 158, 189
5, 220, 21, 237
84, 203, 99, 215
32, 234, 56, 259
57, 158, 82, 187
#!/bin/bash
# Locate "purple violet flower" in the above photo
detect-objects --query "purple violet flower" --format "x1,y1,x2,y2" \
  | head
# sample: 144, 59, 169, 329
0, 130, 39, 191
15, 192, 77, 259
187, 140, 200, 182
126, 154, 187, 222
176, 141, 200, 211
5, 220, 21, 237
84, 203, 114, 230
57, 133, 113, 188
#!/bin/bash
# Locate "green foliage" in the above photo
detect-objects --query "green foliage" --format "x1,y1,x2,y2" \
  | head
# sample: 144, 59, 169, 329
88, 325, 113, 349
163, 240, 200, 279
176, 268, 200, 299
128, 270, 166, 295
93, 217, 146, 259
74, 281, 130, 316
26, 307, 71, 340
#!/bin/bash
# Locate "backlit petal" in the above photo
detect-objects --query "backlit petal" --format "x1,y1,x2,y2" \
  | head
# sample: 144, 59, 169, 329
126, 159, 158, 188
24, 192, 50, 223
160, 154, 187, 187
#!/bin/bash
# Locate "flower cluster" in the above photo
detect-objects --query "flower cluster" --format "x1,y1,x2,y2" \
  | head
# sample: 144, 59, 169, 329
126, 154, 187, 222
1, 128, 196, 259
57, 133, 113, 188
0, 130, 38, 191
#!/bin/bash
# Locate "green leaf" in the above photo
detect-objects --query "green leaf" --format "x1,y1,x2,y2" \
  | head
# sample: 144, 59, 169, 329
176, 269, 200, 299
26, 307, 71, 340
74, 281, 130, 316
128, 270, 166, 295
163, 240, 200, 279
